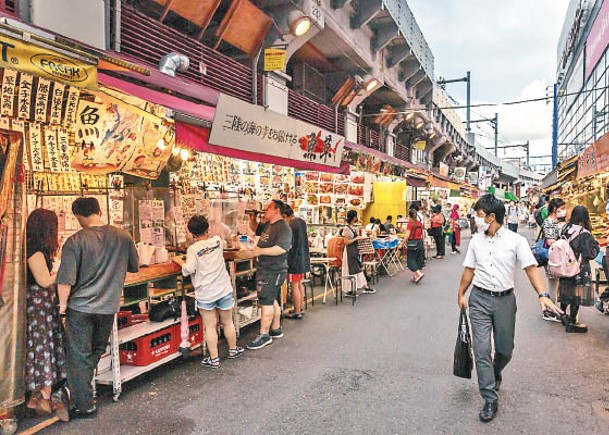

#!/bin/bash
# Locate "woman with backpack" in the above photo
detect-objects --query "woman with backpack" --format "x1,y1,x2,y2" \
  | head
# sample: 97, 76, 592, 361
430, 205, 446, 259
555, 205, 600, 333
540, 198, 567, 322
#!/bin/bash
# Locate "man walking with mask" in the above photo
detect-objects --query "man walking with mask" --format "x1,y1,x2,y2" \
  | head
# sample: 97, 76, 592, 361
457, 194, 562, 422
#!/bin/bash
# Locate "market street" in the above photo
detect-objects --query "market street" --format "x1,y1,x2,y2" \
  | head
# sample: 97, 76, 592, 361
43, 230, 609, 435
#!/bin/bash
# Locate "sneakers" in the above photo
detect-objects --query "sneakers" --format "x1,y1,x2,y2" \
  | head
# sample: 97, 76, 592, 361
285, 311, 303, 320
362, 287, 377, 294
565, 322, 588, 333
247, 334, 273, 350
269, 327, 284, 338
70, 407, 97, 420
201, 356, 220, 369
228, 347, 245, 359
542, 310, 561, 323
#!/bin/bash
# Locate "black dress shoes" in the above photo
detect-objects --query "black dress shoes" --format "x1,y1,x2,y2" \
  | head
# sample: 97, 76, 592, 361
479, 400, 498, 422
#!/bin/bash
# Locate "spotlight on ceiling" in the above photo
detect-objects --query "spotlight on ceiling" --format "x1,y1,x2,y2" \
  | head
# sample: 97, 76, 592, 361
362, 74, 380, 92
414, 120, 425, 129
404, 112, 415, 122
429, 131, 436, 139
288, 10, 312, 37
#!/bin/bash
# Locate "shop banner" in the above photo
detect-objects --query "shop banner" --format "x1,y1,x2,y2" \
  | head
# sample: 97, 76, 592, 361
28, 123, 43, 172
452, 167, 466, 182
586, 0, 609, 79
72, 92, 173, 178
593, 132, 609, 174
17, 73, 33, 120
63, 86, 80, 126
0, 34, 97, 89
209, 94, 345, 168
1, 69, 17, 116
44, 127, 60, 173
467, 171, 478, 184
34, 78, 51, 123
49, 82, 65, 125
577, 144, 597, 178
439, 162, 449, 177
57, 129, 71, 172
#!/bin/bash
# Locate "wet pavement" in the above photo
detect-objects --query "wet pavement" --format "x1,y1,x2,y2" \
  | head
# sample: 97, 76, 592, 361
37, 228, 609, 434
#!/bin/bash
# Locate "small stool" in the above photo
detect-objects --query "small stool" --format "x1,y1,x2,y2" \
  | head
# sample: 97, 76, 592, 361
362, 261, 379, 285
341, 275, 357, 306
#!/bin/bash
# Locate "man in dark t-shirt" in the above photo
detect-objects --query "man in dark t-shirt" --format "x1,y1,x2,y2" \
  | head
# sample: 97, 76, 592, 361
57, 198, 138, 418
247, 199, 292, 350
283, 205, 310, 319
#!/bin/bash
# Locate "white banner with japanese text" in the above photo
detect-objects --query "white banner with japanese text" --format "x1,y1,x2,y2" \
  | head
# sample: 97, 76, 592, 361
209, 94, 345, 168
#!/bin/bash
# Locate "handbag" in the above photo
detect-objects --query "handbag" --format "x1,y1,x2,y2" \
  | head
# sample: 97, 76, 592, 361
149, 297, 181, 322
531, 237, 549, 267
453, 309, 473, 379
407, 239, 419, 250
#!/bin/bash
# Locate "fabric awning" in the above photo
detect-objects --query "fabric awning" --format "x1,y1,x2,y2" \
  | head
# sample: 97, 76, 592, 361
98, 73, 215, 122
176, 122, 351, 174
407, 175, 427, 187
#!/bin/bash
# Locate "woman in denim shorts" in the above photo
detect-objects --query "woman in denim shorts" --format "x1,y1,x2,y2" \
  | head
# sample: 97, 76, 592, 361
174, 215, 244, 368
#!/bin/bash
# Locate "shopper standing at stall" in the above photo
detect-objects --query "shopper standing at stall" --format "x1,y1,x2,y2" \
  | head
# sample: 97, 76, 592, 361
173, 215, 244, 368
405, 209, 425, 283
57, 198, 139, 419
24, 209, 68, 420
541, 198, 567, 322
247, 200, 292, 350
456, 194, 561, 423
283, 205, 310, 319
507, 201, 519, 232
430, 205, 446, 259
449, 204, 461, 254
555, 205, 599, 333
341, 210, 377, 296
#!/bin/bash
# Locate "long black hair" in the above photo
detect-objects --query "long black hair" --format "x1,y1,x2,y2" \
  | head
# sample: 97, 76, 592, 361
568, 205, 592, 231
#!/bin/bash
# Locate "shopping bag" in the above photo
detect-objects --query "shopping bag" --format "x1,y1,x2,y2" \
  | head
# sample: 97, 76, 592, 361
531, 237, 549, 267
453, 309, 473, 379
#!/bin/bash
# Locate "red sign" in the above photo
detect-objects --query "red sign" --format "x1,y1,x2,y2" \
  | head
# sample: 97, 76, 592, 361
586, 0, 609, 79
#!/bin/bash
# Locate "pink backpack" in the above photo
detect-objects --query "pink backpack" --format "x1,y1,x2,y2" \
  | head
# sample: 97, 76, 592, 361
547, 225, 583, 278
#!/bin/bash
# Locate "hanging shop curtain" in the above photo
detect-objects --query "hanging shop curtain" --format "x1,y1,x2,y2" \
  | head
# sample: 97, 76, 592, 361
406, 175, 427, 188
176, 122, 351, 174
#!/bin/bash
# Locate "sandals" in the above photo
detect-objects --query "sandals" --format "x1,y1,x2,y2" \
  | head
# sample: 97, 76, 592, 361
285, 312, 303, 319
415, 273, 426, 284
228, 347, 245, 359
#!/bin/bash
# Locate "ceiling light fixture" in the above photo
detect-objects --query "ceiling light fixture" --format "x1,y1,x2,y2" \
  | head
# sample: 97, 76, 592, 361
362, 74, 380, 92
288, 11, 312, 37
180, 148, 191, 161
172, 146, 181, 156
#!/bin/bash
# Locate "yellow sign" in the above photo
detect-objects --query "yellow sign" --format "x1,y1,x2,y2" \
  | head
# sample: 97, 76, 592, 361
263, 48, 286, 71
0, 35, 97, 89
413, 140, 427, 150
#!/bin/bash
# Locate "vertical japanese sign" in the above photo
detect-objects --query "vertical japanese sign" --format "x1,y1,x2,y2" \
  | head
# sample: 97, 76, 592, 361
49, 82, 65, 125
44, 127, 61, 173
17, 73, 33, 120
63, 86, 80, 126
1, 69, 17, 117
34, 78, 51, 123
57, 129, 71, 172
28, 123, 44, 172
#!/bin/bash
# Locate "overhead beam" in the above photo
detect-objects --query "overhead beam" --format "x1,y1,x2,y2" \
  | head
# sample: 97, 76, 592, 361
351, 0, 383, 29
387, 44, 411, 69
399, 59, 420, 82
406, 69, 426, 89
331, 0, 353, 8
371, 22, 399, 52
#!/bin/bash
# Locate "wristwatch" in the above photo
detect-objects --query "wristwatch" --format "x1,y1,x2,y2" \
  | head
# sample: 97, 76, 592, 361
538, 292, 551, 299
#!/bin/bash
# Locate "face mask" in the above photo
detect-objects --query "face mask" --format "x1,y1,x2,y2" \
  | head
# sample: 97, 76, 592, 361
475, 216, 490, 233
556, 210, 567, 219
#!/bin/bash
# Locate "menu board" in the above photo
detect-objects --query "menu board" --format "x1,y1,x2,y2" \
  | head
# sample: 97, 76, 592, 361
138, 200, 165, 246
296, 170, 369, 210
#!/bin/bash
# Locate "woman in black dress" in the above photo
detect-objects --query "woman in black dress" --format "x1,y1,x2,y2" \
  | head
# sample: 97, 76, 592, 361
341, 210, 376, 296
557, 205, 599, 333
25, 208, 67, 419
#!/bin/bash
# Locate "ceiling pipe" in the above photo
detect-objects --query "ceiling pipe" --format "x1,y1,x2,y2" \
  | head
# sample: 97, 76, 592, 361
159, 52, 190, 77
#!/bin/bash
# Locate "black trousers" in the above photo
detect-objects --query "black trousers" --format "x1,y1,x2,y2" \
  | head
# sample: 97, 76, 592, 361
433, 233, 445, 256
65, 308, 114, 411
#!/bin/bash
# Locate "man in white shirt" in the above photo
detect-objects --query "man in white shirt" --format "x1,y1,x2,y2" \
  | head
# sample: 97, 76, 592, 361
506, 201, 519, 232
457, 194, 562, 423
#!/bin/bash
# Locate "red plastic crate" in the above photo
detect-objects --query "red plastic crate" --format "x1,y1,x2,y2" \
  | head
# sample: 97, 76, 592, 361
119, 325, 178, 366
173, 316, 204, 348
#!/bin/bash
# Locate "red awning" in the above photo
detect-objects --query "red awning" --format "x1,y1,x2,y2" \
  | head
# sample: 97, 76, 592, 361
407, 176, 427, 188
98, 73, 215, 122
176, 122, 350, 174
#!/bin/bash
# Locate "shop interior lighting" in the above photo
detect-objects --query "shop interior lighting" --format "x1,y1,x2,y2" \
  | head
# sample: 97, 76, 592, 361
362, 74, 380, 92
156, 138, 166, 151
288, 10, 312, 37
404, 112, 415, 121
180, 148, 191, 161
428, 131, 436, 139
172, 146, 181, 156
414, 120, 425, 129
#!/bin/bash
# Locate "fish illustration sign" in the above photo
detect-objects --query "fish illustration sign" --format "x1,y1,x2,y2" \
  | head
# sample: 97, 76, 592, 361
209, 94, 345, 168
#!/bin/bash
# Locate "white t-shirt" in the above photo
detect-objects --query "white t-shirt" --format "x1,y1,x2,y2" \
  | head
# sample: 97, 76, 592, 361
182, 236, 233, 303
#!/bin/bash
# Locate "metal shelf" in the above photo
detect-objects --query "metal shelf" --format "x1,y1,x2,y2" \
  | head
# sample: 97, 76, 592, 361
238, 315, 261, 329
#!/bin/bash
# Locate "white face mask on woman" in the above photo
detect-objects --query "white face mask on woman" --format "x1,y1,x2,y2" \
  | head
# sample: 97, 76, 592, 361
475, 216, 490, 233
556, 210, 567, 219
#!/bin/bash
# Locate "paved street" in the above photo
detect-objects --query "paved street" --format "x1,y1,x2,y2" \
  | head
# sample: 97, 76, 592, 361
46, 229, 609, 435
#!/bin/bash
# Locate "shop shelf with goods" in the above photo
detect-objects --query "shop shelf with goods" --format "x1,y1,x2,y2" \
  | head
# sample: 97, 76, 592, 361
224, 250, 260, 336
